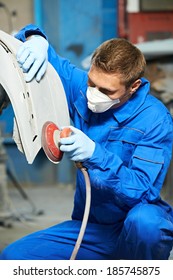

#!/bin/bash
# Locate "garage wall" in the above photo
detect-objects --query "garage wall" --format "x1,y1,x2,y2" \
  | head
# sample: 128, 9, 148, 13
0, 0, 33, 34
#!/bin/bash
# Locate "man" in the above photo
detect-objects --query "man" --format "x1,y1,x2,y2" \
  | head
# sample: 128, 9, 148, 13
1, 24, 173, 260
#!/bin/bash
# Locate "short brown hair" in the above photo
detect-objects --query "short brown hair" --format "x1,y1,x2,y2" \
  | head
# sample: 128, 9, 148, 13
91, 38, 146, 88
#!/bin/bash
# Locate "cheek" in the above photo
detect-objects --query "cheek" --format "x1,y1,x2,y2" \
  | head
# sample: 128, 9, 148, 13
111, 93, 131, 109
108, 88, 126, 100
119, 94, 131, 107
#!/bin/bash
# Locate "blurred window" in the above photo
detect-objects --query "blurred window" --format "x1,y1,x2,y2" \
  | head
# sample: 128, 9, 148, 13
140, 0, 173, 12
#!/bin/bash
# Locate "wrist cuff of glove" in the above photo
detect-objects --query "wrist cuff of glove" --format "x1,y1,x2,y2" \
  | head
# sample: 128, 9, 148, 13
25, 30, 47, 40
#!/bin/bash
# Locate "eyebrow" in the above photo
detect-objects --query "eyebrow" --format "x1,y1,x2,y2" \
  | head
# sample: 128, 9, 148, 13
88, 76, 116, 94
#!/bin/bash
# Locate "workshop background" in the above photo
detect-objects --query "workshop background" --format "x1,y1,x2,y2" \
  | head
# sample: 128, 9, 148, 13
0, 0, 173, 259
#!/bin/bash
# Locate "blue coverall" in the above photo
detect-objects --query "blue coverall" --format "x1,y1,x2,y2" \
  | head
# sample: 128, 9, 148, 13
1, 25, 173, 260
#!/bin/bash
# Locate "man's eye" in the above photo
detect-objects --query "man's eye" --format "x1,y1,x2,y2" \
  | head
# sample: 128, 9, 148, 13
88, 82, 95, 87
88, 83, 95, 88
99, 88, 110, 95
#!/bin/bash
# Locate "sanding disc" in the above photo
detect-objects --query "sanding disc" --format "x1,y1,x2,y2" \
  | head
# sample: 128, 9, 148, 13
41, 121, 72, 164
41, 121, 62, 164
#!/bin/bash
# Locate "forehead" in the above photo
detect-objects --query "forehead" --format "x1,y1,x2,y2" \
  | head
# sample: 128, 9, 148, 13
88, 65, 123, 89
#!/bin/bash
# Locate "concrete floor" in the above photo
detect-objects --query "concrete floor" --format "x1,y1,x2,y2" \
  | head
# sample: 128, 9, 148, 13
0, 183, 74, 252
0, 183, 173, 259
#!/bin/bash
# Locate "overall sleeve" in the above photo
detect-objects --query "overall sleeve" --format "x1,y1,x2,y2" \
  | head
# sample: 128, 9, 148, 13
15, 24, 47, 41
84, 113, 173, 208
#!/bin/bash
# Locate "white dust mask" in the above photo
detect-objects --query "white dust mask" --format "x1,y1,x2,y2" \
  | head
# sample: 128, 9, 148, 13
86, 86, 120, 113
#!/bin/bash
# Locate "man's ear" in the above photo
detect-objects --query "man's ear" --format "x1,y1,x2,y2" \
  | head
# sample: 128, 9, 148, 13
130, 79, 141, 94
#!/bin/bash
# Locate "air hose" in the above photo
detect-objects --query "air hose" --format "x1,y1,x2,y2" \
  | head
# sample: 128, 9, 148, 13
41, 122, 91, 260
70, 162, 91, 259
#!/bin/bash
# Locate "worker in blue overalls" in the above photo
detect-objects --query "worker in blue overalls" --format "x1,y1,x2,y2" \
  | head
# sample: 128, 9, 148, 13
1, 24, 173, 260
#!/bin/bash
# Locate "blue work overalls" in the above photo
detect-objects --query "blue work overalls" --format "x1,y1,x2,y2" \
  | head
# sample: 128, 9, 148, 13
1, 25, 173, 260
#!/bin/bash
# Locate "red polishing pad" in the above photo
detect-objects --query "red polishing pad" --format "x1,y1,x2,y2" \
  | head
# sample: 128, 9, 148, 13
41, 121, 62, 163
41, 121, 71, 163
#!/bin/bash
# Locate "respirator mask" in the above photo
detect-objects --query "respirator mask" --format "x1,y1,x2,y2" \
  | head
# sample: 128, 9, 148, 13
86, 86, 120, 113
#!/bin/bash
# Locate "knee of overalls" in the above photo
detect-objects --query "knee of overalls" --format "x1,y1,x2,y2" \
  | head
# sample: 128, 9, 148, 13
123, 203, 173, 245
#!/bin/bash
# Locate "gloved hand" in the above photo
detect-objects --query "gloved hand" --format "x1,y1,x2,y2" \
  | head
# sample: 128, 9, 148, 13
16, 35, 48, 82
59, 126, 95, 162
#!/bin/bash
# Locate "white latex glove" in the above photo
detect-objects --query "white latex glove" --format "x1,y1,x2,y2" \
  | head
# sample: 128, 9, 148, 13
60, 126, 95, 162
16, 35, 48, 82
